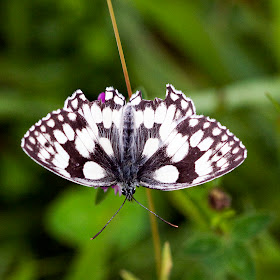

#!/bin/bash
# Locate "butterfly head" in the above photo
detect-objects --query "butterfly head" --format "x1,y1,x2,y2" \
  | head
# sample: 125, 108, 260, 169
121, 186, 136, 201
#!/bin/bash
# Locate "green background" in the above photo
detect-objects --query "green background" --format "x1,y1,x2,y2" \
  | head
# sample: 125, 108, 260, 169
0, 0, 279, 279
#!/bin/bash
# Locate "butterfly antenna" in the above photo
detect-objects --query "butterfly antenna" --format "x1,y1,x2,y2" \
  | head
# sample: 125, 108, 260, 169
91, 197, 127, 240
132, 197, 178, 228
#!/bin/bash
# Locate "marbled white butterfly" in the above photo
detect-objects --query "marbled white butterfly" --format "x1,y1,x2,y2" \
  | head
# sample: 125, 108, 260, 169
21, 85, 246, 235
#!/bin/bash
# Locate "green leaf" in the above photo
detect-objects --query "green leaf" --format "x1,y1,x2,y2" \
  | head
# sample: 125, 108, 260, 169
120, 270, 141, 280
184, 234, 222, 258
45, 187, 148, 248
231, 213, 273, 241
95, 187, 111, 205
227, 242, 256, 280
66, 244, 108, 280
160, 242, 173, 280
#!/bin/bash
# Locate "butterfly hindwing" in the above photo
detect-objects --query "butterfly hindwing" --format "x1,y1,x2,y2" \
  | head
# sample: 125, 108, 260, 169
138, 114, 246, 190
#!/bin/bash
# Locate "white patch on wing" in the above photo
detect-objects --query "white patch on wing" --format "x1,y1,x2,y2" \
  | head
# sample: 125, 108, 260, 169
203, 122, 210, 129
181, 100, 188, 109
189, 119, 198, 127
36, 134, 55, 155
144, 107, 155, 129
40, 148, 50, 160
234, 155, 243, 162
53, 142, 70, 169
221, 134, 228, 141
166, 133, 186, 157
142, 138, 159, 158
212, 127, 221, 136
102, 107, 112, 129
75, 136, 90, 158
134, 110, 144, 128
47, 119, 55, 128
232, 147, 239, 154
195, 149, 213, 176
159, 105, 176, 141
172, 142, 189, 162
105, 91, 113, 100
56, 169, 70, 178
170, 92, 179, 101
114, 95, 124, 105
53, 129, 68, 144
72, 98, 78, 109
91, 103, 102, 123
42, 114, 51, 121
99, 137, 114, 156
130, 95, 141, 105
63, 123, 75, 141
26, 144, 32, 151
76, 128, 95, 155
68, 113, 77, 121
240, 142, 246, 149
216, 157, 228, 168
83, 161, 106, 180
112, 109, 123, 129
216, 143, 231, 159
154, 165, 179, 183
58, 115, 64, 121
190, 129, 204, 147
155, 103, 167, 124
29, 137, 36, 144
197, 137, 214, 151
40, 125, 46, 132
21, 138, 25, 147
82, 104, 98, 139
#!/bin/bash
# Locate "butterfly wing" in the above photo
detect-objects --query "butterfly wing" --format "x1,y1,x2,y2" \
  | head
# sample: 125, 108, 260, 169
129, 84, 196, 161
130, 85, 247, 190
21, 88, 125, 187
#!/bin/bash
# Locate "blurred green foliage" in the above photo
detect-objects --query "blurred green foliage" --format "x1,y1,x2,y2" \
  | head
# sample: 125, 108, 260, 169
1, 0, 280, 279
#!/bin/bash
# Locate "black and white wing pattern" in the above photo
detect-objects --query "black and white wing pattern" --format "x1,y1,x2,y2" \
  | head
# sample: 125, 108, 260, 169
22, 84, 246, 195
21, 88, 125, 187
130, 84, 247, 190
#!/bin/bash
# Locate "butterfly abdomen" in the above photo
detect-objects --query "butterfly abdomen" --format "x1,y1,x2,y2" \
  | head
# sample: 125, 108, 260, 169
120, 105, 138, 188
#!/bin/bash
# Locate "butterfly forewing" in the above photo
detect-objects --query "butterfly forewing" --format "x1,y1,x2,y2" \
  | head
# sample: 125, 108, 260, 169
21, 88, 126, 187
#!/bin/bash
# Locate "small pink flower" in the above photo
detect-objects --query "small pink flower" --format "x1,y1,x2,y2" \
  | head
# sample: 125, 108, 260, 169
101, 185, 122, 196
98, 92, 121, 197
98, 92, 106, 103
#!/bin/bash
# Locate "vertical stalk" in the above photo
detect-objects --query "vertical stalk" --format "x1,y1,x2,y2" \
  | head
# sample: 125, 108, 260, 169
106, 0, 161, 277
106, 0, 132, 98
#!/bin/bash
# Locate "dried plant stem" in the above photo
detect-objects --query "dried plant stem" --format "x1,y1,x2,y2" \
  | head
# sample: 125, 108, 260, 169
106, 0, 161, 277
107, 0, 132, 98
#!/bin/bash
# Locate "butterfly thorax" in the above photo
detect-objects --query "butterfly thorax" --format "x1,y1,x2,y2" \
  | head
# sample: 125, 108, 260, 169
118, 105, 138, 200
